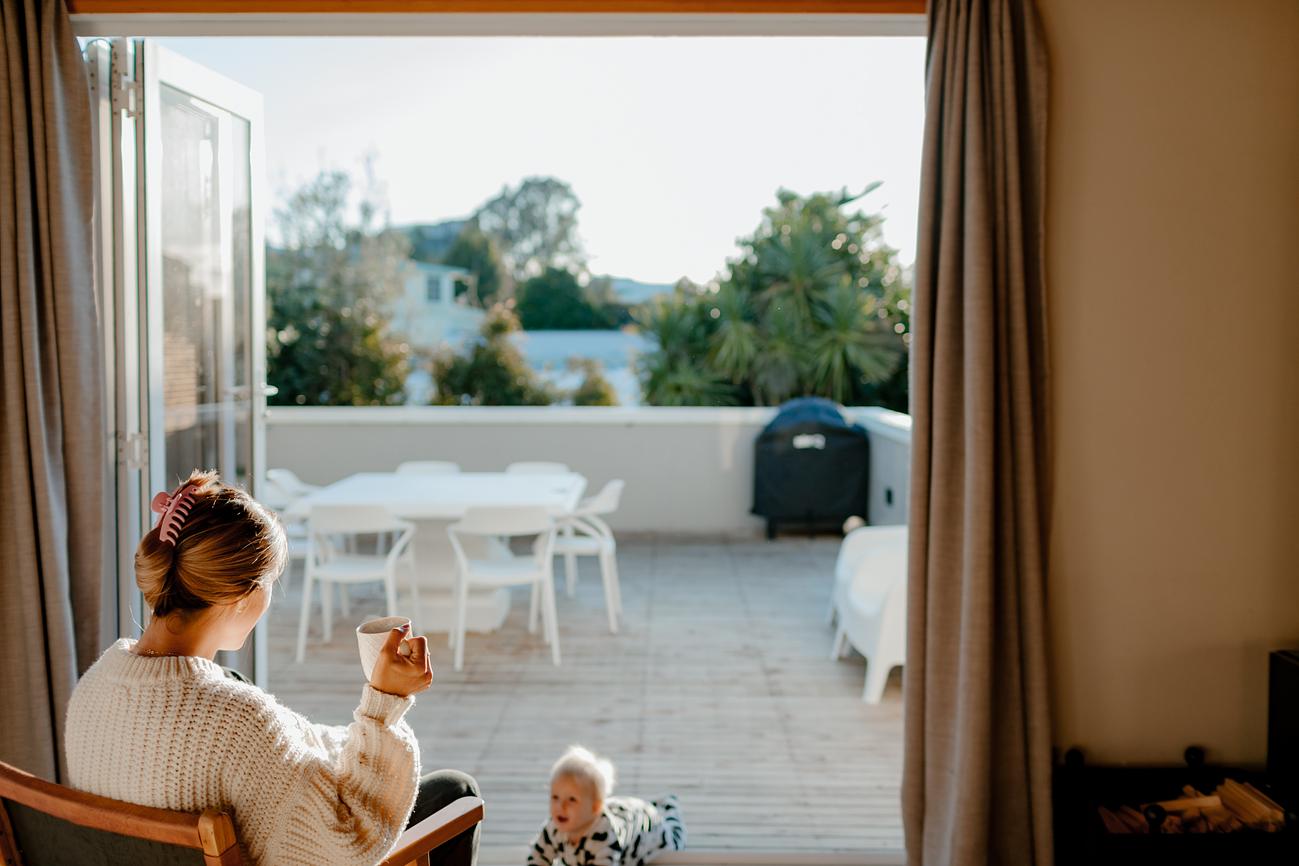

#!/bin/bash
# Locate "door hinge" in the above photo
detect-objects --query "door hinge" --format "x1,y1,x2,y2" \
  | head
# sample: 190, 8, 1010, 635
110, 43, 140, 118
121, 432, 147, 471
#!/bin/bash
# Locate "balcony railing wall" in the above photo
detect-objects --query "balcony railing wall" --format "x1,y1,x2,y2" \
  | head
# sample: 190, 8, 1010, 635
266, 406, 911, 533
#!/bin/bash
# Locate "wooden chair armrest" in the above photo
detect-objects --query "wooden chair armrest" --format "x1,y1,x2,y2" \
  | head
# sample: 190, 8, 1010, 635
378, 796, 484, 866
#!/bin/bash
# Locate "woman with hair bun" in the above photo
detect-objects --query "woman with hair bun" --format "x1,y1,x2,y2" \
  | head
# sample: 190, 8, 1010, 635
65, 469, 479, 866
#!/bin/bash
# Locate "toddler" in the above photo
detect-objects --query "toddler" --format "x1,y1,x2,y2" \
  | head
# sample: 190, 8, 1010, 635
527, 746, 685, 866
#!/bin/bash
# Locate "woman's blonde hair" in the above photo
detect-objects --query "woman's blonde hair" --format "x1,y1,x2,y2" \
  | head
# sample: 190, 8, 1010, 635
551, 745, 616, 802
136, 469, 287, 618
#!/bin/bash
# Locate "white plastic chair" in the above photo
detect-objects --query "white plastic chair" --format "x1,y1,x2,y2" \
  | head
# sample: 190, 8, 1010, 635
280, 522, 312, 585
258, 474, 294, 512
826, 523, 888, 624
504, 461, 570, 475
552, 480, 625, 632
829, 524, 908, 704
447, 506, 559, 671
396, 460, 462, 475
259, 473, 312, 588
295, 505, 418, 663
266, 467, 321, 498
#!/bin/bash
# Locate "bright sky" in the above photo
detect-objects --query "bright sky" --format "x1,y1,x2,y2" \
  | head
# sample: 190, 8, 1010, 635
158, 37, 926, 285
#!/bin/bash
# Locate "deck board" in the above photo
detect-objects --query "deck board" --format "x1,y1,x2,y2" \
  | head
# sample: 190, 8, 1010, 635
264, 535, 904, 862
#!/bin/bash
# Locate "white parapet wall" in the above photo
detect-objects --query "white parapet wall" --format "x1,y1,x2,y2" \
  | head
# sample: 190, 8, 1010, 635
266, 405, 911, 534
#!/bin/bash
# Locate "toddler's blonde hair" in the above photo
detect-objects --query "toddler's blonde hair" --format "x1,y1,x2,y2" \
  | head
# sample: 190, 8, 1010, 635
551, 746, 616, 802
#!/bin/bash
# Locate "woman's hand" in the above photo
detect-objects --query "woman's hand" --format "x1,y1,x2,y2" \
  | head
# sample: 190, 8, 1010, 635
369, 624, 433, 698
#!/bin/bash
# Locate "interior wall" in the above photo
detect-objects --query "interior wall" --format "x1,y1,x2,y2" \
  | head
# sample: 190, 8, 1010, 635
1039, 0, 1299, 764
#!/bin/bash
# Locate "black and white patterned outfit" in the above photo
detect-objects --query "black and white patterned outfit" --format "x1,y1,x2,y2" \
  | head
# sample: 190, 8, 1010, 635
527, 795, 685, 866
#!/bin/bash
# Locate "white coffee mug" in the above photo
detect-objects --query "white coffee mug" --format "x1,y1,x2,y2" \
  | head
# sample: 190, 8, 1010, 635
356, 616, 412, 680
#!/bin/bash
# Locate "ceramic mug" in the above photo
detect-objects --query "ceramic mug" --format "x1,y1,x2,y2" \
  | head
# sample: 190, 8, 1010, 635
356, 616, 412, 680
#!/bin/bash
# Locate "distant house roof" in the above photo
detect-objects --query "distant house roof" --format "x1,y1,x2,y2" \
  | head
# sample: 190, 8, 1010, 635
608, 276, 675, 304
397, 220, 468, 263
408, 260, 470, 278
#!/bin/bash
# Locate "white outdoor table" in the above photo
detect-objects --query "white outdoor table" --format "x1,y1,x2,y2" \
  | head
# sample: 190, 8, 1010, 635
289, 472, 586, 633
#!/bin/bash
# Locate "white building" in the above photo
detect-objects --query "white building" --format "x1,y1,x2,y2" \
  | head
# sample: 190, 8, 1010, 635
389, 261, 485, 404
389, 260, 484, 348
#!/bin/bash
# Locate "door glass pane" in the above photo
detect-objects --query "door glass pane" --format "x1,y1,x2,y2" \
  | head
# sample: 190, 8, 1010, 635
159, 84, 252, 489
230, 116, 253, 485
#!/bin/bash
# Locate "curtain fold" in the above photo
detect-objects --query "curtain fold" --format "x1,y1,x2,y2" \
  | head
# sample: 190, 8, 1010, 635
0, 0, 105, 781
902, 0, 1052, 864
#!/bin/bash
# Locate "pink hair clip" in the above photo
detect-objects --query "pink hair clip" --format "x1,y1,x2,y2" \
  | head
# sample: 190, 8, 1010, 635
150, 483, 200, 545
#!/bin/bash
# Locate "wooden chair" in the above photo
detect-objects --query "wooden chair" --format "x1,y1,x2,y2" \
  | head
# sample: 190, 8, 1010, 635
0, 759, 483, 866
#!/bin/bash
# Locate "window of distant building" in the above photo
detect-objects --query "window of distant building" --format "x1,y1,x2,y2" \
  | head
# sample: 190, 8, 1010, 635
426, 274, 441, 303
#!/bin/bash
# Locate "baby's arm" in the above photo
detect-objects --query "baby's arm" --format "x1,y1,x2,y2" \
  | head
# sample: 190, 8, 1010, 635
526, 821, 561, 866
588, 832, 624, 866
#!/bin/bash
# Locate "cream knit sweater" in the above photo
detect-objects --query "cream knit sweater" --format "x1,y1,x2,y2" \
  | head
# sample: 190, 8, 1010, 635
65, 639, 420, 865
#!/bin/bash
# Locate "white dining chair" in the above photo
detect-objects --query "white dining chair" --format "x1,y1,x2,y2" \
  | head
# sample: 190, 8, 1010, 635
828, 524, 908, 703
260, 472, 312, 589
552, 480, 625, 632
266, 467, 321, 498
295, 504, 418, 663
447, 506, 560, 671
504, 461, 570, 475
279, 522, 312, 589
396, 460, 462, 475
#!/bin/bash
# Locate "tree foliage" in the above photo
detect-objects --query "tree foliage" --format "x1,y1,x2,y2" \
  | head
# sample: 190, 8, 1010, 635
583, 276, 634, 327
515, 267, 617, 330
635, 291, 737, 407
474, 177, 586, 282
567, 358, 619, 406
430, 303, 555, 406
441, 222, 508, 306
636, 186, 910, 410
267, 169, 410, 406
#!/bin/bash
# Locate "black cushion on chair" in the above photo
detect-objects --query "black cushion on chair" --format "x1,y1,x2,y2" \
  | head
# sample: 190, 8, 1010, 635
5, 800, 206, 866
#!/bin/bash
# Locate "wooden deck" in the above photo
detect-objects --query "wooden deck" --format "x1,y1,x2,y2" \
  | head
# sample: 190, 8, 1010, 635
264, 535, 904, 863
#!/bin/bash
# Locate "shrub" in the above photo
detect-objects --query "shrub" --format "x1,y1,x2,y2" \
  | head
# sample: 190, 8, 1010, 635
430, 303, 555, 406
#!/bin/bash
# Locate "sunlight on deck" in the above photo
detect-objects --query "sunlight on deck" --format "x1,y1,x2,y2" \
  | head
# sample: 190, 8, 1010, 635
264, 536, 904, 864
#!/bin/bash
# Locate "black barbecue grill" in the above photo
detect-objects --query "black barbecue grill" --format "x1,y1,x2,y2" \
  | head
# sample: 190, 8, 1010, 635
751, 397, 870, 539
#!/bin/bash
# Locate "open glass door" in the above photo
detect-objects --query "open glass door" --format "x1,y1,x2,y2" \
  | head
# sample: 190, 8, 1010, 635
137, 41, 269, 681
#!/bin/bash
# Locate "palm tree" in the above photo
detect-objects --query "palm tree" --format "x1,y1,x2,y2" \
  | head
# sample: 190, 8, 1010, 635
708, 284, 759, 384
754, 221, 844, 325
809, 283, 901, 404
750, 305, 807, 406
640, 355, 737, 406
638, 185, 909, 410
636, 294, 736, 406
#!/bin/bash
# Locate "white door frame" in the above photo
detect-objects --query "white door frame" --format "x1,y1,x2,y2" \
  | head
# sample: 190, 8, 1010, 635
92, 38, 270, 683
139, 40, 269, 683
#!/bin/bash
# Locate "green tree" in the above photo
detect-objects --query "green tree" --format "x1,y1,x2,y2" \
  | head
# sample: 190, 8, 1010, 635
267, 169, 410, 406
844, 266, 911, 410
430, 303, 555, 406
441, 222, 508, 306
515, 267, 614, 330
474, 176, 586, 282
637, 186, 910, 410
567, 358, 619, 406
634, 290, 737, 407
584, 275, 634, 327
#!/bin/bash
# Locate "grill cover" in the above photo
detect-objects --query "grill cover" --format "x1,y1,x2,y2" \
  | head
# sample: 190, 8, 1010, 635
751, 397, 870, 528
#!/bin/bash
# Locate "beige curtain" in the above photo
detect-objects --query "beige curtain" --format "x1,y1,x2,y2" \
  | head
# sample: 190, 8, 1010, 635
0, 0, 105, 781
902, 0, 1052, 864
